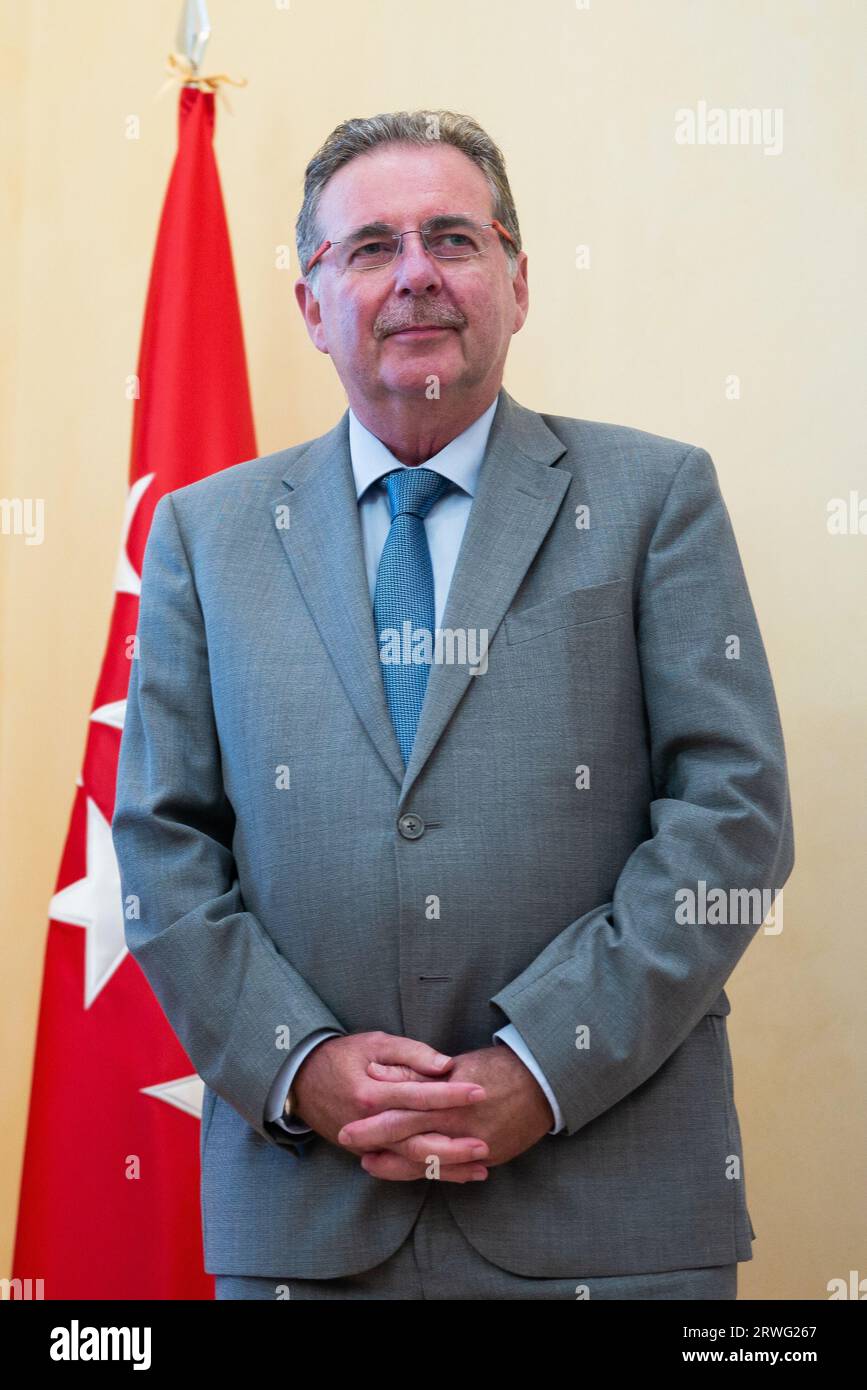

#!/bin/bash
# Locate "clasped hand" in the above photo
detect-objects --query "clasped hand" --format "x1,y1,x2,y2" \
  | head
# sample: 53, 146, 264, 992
291, 1031, 554, 1183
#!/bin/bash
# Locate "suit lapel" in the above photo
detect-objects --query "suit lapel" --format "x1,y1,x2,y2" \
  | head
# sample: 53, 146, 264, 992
397, 389, 569, 807
268, 411, 406, 789
268, 388, 570, 802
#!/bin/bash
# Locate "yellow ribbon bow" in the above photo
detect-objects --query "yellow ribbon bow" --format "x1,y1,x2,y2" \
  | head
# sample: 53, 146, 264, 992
154, 52, 248, 113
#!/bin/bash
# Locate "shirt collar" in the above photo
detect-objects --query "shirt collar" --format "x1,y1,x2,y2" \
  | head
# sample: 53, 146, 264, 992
348, 394, 500, 502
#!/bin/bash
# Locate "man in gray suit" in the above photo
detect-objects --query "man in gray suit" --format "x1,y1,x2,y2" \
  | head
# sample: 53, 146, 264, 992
112, 110, 794, 1300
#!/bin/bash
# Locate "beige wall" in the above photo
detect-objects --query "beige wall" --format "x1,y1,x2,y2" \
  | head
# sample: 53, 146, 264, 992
2, 0, 864, 1298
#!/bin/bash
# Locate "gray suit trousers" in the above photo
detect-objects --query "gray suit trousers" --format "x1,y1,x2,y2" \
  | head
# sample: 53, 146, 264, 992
214, 1183, 737, 1301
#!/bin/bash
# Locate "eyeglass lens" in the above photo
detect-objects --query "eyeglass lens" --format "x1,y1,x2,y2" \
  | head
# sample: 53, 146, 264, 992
340, 217, 488, 269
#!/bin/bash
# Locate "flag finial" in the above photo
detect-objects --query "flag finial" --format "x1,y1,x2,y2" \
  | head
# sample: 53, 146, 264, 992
157, 0, 246, 114
176, 0, 211, 77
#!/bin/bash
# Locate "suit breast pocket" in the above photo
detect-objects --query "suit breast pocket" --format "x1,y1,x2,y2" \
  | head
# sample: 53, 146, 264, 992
504, 577, 631, 645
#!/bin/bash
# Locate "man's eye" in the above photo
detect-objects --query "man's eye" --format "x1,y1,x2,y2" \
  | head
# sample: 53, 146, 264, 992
428, 232, 477, 252
352, 240, 389, 259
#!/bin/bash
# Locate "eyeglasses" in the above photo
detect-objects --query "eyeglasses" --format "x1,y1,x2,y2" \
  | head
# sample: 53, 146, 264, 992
305, 215, 516, 274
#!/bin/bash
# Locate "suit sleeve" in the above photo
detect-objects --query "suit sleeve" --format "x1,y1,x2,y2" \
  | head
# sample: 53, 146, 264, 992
112, 492, 348, 1152
490, 445, 795, 1137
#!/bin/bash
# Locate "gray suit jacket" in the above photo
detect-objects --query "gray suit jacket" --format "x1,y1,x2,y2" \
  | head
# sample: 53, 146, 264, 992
112, 386, 794, 1279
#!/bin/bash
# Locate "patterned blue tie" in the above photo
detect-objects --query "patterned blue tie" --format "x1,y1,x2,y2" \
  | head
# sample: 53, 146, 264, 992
373, 466, 453, 767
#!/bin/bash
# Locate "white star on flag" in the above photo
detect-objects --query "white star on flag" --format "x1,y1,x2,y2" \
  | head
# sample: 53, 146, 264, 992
90, 699, 127, 731
48, 795, 127, 1008
114, 472, 155, 597
140, 1074, 204, 1121
87, 476, 154, 732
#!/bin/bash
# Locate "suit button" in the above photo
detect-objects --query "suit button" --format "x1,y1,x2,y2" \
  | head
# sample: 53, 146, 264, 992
397, 813, 425, 839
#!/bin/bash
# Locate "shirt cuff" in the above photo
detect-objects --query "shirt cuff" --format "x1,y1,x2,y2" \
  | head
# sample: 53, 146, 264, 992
265, 1029, 343, 1132
493, 1023, 565, 1134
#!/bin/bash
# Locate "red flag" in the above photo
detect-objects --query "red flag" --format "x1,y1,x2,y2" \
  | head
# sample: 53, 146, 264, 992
13, 88, 257, 1299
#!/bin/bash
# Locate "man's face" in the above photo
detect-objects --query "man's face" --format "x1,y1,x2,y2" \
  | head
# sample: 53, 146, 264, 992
294, 142, 528, 407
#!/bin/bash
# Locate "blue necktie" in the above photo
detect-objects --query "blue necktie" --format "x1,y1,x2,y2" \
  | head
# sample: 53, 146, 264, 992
373, 467, 453, 767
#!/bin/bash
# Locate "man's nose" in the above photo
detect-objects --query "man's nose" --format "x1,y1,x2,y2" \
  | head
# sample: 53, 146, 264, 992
389, 231, 445, 293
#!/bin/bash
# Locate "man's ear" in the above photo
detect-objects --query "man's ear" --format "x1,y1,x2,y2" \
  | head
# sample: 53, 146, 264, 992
511, 251, 529, 335
293, 277, 330, 355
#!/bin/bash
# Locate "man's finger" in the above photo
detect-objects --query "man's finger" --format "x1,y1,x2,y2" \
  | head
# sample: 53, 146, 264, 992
340, 1107, 486, 1150
367, 1061, 429, 1082
339, 1108, 430, 1148
371, 1036, 454, 1075
385, 1132, 491, 1166
360, 1078, 486, 1114
360, 1151, 489, 1183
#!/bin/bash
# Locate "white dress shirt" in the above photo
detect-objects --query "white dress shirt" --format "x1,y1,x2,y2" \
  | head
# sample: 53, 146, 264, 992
266, 395, 564, 1138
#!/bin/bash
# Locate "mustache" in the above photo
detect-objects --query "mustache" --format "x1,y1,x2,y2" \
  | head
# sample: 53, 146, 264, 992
376, 306, 466, 338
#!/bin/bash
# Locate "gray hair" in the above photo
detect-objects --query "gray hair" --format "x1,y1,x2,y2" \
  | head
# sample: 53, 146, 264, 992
295, 110, 522, 297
